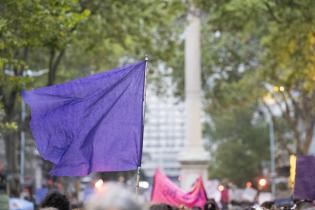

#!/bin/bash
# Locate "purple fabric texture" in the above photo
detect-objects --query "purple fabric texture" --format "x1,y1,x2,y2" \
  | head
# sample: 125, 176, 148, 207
293, 155, 315, 200
22, 61, 146, 176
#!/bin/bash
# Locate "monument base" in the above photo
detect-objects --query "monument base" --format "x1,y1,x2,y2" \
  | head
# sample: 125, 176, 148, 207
179, 149, 209, 191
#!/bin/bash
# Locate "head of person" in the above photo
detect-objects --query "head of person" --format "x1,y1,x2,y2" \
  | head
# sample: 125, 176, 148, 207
150, 204, 175, 210
261, 201, 274, 209
204, 199, 219, 210
85, 182, 143, 210
178, 205, 189, 210
40, 191, 70, 210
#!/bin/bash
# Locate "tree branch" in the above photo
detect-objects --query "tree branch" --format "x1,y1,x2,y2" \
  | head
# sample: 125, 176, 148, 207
47, 48, 56, 86
303, 118, 315, 154
47, 48, 65, 86
276, 131, 293, 154
263, 96, 302, 154
302, 92, 315, 154
263, 1, 283, 23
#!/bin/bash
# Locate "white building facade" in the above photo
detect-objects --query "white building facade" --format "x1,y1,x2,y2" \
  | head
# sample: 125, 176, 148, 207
142, 86, 186, 179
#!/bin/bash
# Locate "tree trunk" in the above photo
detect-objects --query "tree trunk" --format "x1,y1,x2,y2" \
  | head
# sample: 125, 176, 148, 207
47, 49, 65, 86
1, 60, 20, 178
303, 121, 315, 155
4, 132, 18, 174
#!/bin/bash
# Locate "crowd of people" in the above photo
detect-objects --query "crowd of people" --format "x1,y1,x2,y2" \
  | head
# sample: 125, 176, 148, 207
38, 182, 214, 210
33, 182, 314, 210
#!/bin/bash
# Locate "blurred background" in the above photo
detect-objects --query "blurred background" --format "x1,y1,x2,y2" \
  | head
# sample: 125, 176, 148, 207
1, 0, 315, 208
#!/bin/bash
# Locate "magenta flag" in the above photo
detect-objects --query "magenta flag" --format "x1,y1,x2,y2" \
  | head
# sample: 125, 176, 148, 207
22, 61, 146, 176
151, 169, 207, 208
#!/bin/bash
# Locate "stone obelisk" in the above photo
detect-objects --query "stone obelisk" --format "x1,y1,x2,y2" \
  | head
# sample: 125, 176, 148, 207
179, 7, 209, 191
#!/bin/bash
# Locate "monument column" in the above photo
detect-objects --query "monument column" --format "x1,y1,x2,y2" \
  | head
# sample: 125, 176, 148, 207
179, 6, 209, 191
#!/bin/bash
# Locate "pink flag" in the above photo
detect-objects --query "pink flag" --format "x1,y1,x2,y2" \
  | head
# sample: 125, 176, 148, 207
151, 169, 207, 208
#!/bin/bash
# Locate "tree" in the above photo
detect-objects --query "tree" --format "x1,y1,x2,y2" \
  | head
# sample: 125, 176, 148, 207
207, 106, 269, 186
0, 0, 90, 173
0, 0, 186, 176
191, 0, 315, 155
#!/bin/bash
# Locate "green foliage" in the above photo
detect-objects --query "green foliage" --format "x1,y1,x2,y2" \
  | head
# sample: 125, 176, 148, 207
0, 103, 17, 136
0, 0, 187, 174
0, 0, 89, 59
0, 0, 187, 115
58, 0, 186, 90
0, 0, 90, 106
207, 106, 269, 186
191, 0, 315, 156
199, 0, 315, 103
1, 122, 18, 131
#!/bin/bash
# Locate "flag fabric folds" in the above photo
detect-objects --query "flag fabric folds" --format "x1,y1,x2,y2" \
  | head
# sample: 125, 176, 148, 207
293, 155, 315, 200
22, 61, 146, 176
151, 169, 207, 208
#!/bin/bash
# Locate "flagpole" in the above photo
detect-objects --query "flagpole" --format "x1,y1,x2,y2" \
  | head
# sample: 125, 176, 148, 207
136, 55, 149, 196
136, 55, 149, 195
136, 166, 141, 195
143, 55, 149, 120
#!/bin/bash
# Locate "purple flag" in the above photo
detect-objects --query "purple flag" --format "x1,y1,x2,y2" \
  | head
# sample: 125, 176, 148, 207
293, 155, 315, 200
22, 61, 146, 176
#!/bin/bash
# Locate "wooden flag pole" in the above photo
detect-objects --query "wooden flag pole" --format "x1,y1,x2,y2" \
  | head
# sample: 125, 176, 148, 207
136, 55, 149, 195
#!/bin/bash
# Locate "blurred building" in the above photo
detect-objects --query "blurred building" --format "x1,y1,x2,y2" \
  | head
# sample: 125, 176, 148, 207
142, 84, 185, 179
